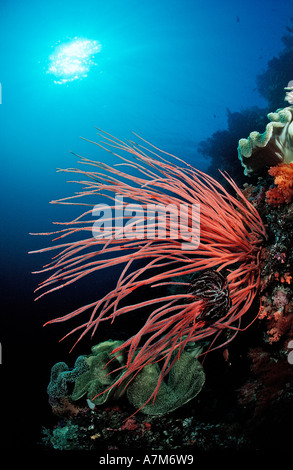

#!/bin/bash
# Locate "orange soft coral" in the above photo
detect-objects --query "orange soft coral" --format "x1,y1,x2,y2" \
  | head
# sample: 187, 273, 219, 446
266, 163, 293, 205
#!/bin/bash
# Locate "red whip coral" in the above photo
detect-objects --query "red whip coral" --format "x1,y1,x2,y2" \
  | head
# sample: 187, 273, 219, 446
266, 163, 293, 205
31, 131, 266, 405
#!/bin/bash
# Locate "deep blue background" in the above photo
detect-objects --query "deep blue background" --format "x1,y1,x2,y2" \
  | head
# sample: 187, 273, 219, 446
1, 0, 292, 449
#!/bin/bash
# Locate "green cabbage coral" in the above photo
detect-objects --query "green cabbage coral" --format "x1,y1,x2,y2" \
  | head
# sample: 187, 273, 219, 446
72, 340, 126, 405
126, 343, 205, 415
47, 339, 205, 416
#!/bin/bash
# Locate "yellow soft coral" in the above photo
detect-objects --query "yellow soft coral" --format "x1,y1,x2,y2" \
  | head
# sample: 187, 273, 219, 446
266, 163, 293, 205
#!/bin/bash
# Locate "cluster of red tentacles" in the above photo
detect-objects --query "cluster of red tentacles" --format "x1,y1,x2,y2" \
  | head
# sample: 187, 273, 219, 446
30, 130, 266, 405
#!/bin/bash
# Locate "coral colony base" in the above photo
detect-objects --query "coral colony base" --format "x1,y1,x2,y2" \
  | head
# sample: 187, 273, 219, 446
32, 85, 293, 450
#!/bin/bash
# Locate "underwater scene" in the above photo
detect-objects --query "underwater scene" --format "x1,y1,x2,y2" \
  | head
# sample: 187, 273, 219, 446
1, 0, 293, 458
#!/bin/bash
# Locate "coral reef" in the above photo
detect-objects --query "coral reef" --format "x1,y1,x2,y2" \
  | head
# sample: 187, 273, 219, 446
41, 401, 254, 451
233, 161, 293, 438
31, 132, 265, 415
241, 173, 293, 338
34, 21, 293, 445
40, 164, 293, 451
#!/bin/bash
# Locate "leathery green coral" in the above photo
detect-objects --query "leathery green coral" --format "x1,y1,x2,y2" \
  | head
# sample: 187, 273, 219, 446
238, 101, 293, 175
126, 342, 205, 415
47, 339, 205, 416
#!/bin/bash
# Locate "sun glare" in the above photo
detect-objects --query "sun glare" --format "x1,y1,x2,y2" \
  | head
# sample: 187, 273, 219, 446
48, 38, 102, 84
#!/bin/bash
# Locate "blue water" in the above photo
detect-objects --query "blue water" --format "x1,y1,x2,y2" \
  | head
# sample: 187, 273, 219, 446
1, 0, 292, 449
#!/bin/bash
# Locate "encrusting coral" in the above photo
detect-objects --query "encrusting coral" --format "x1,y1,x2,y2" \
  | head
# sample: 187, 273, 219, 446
240, 162, 293, 348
